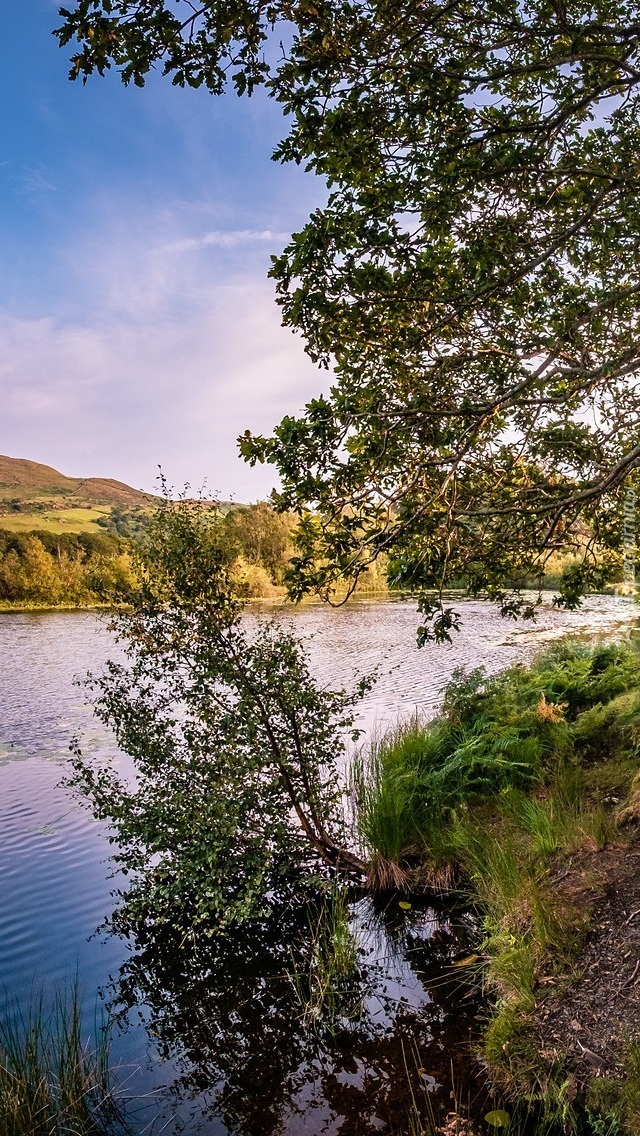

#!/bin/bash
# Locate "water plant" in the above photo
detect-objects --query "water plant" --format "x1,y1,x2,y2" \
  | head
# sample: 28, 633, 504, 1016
0, 990, 126, 1136
289, 882, 362, 1030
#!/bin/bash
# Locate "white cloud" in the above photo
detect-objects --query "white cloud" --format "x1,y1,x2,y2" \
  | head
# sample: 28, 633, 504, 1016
0, 203, 327, 499
21, 167, 57, 197
167, 228, 290, 253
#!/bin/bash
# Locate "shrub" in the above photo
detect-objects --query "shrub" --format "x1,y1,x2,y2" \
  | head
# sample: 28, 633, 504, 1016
353, 640, 640, 876
69, 495, 370, 938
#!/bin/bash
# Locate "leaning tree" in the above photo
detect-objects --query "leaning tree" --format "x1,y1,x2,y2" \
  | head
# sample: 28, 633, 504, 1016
70, 497, 369, 939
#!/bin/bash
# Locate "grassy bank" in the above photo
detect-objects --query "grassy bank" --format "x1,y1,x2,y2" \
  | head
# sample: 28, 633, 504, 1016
352, 638, 640, 1133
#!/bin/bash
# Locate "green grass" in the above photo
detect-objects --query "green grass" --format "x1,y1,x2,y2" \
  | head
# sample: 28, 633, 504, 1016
350, 717, 451, 886
353, 640, 640, 880
0, 509, 111, 534
351, 639, 640, 1125
0, 990, 128, 1136
289, 882, 361, 1031
583, 1044, 640, 1135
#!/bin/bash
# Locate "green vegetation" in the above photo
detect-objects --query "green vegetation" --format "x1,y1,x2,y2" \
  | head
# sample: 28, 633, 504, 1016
0, 990, 126, 1136
584, 1047, 640, 1136
39, 494, 635, 1133
69, 495, 369, 942
0, 503, 296, 608
0, 455, 152, 605
63, 498, 640, 1128
0, 455, 608, 610
354, 641, 640, 875
222, 500, 298, 597
0, 497, 389, 608
289, 881, 361, 1031
353, 639, 640, 1131
94, 506, 151, 539
0, 531, 137, 607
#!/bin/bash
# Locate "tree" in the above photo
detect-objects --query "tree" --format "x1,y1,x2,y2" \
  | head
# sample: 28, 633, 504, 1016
57, 1, 640, 637
69, 497, 368, 939
222, 501, 296, 582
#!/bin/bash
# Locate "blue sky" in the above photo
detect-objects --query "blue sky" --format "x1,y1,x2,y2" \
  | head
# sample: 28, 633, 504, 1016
0, 1, 327, 498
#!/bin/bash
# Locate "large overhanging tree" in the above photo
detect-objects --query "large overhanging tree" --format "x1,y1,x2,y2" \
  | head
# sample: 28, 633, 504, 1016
57, 0, 640, 638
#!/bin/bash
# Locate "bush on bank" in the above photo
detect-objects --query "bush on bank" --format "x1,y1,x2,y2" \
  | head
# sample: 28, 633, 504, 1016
70, 495, 371, 945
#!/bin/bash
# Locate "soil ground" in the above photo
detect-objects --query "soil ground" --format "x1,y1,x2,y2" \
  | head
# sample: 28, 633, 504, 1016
534, 832, 640, 1084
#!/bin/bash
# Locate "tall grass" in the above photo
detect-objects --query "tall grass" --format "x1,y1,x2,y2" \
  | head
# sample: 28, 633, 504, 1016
352, 639, 640, 885
289, 882, 361, 1031
0, 990, 127, 1136
350, 639, 640, 1118
350, 717, 450, 888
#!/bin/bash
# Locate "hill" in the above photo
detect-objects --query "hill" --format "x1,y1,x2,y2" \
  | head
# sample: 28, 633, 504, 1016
0, 456, 242, 536
0, 455, 157, 535
0, 455, 155, 508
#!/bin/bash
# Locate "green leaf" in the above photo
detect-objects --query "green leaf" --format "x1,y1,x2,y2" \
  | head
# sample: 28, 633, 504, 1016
484, 1110, 511, 1128
453, 954, 480, 967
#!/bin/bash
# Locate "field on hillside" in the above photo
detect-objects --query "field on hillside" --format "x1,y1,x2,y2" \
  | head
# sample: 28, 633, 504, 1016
0, 508, 113, 534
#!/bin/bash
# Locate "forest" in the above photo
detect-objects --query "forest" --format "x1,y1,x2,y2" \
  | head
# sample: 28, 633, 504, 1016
0, 502, 302, 606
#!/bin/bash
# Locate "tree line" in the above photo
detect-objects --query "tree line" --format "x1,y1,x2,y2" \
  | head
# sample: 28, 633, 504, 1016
0, 530, 136, 606
0, 503, 321, 606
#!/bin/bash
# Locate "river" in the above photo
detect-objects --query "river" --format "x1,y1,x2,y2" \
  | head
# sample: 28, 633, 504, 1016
0, 594, 637, 1134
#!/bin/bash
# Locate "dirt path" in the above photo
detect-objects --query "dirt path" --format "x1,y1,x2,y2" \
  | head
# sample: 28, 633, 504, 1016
534, 834, 640, 1083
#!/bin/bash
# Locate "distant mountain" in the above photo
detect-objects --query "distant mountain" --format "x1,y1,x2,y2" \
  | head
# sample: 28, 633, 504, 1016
0, 455, 157, 509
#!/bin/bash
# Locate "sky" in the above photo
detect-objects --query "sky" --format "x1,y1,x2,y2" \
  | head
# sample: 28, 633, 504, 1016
0, 2, 328, 499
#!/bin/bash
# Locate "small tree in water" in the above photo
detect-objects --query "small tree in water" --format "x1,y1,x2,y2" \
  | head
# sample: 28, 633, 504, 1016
70, 495, 369, 939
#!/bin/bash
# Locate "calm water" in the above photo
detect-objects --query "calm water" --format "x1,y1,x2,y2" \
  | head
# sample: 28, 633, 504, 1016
0, 596, 637, 1133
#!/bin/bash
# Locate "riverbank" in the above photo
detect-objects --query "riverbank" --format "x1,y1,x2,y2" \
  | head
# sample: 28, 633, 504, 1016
0, 600, 127, 613
354, 638, 640, 1133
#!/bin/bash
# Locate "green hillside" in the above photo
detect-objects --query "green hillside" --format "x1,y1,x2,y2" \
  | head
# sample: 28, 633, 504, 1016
0, 454, 159, 534
1, 453, 153, 510
0, 456, 244, 535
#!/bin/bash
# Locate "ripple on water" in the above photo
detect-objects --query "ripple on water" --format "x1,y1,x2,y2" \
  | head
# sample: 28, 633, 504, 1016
1, 597, 637, 997
0, 599, 638, 1133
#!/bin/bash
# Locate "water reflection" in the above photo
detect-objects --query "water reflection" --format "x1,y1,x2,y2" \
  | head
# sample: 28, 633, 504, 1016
1, 599, 637, 1134
106, 894, 479, 1135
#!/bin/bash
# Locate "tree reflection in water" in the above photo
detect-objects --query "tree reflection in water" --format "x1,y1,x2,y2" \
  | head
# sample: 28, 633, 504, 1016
106, 891, 482, 1135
